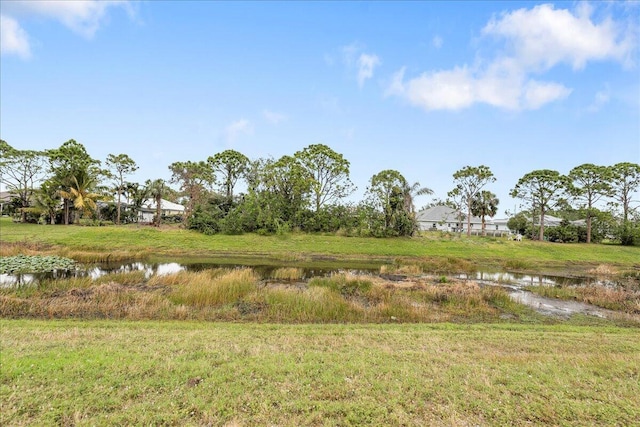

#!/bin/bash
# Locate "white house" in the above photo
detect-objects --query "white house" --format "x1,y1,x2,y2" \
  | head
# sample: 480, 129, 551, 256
138, 198, 185, 223
416, 205, 511, 236
416, 205, 465, 232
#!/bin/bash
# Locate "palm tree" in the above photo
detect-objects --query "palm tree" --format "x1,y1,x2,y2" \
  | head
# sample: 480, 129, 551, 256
34, 179, 60, 225
147, 179, 166, 227
470, 191, 499, 236
59, 171, 101, 224
402, 181, 433, 215
124, 182, 150, 223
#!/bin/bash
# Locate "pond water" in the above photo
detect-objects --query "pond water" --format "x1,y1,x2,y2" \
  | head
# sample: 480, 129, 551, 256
507, 288, 613, 318
0, 260, 623, 319
0, 260, 380, 286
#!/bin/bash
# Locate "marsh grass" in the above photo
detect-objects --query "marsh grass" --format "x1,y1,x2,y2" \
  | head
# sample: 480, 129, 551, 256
93, 270, 147, 286
169, 269, 259, 308
309, 274, 373, 297
1, 267, 636, 325
527, 283, 640, 313
271, 267, 304, 280
385, 257, 478, 275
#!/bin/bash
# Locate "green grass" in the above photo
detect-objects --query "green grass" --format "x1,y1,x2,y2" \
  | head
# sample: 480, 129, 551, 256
2, 218, 639, 272
1, 320, 638, 426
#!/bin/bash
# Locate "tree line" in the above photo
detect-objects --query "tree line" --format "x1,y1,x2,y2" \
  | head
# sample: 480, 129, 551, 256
1, 139, 639, 244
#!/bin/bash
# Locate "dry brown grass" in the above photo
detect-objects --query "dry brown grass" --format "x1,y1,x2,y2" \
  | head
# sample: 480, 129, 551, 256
271, 267, 304, 280
0, 241, 48, 257
2, 267, 635, 324
587, 264, 619, 276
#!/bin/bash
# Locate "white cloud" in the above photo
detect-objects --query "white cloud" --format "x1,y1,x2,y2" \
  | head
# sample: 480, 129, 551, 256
341, 42, 381, 87
432, 35, 443, 49
482, 3, 635, 70
357, 53, 381, 88
387, 63, 571, 112
225, 119, 253, 143
387, 3, 635, 112
1, 1, 133, 58
263, 110, 288, 125
3, 0, 133, 38
0, 15, 30, 58
587, 86, 611, 112
522, 80, 572, 109
341, 42, 362, 66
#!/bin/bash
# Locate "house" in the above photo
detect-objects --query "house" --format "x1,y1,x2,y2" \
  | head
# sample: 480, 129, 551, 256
0, 191, 12, 216
416, 205, 465, 232
138, 199, 185, 223
416, 205, 511, 236
538, 214, 585, 228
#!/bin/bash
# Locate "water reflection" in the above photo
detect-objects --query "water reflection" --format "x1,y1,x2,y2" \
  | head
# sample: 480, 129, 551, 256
0, 261, 379, 286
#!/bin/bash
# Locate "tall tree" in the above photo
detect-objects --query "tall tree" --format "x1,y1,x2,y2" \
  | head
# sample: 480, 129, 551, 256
568, 164, 612, 243
147, 179, 166, 227
0, 140, 47, 222
609, 162, 640, 245
260, 155, 313, 225
47, 139, 100, 225
367, 169, 408, 228
449, 165, 496, 236
105, 153, 138, 225
33, 179, 60, 225
58, 170, 101, 223
169, 161, 213, 220
609, 162, 640, 223
367, 169, 417, 235
470, 190, 499, 236
207, 150, 249, 202
294, 144, 355, 212
402, 181, 433, 215
510, 169, 569, 241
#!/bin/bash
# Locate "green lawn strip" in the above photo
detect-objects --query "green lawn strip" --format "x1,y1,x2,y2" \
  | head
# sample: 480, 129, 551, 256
1, 320, 639, 426
2, 218, 639, 269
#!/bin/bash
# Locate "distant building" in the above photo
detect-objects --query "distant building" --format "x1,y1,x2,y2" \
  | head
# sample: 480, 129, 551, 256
138, 199, 185, 223
416, 205, 511, 236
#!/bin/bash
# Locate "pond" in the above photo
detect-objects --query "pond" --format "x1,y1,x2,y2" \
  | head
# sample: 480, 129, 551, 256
0, 260, 381, 286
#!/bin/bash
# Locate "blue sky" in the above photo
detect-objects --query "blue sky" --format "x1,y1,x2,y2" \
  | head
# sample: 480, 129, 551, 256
1, 1, 639, 214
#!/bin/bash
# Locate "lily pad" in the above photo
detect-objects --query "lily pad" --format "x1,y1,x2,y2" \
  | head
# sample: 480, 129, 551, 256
0, 255, 77, 274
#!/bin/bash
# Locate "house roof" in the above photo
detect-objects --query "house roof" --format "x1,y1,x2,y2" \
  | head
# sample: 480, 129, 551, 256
0, 191, 13, 202
417, 205, 500, 225
416, 205, 474, 223
141, 198, 185, 212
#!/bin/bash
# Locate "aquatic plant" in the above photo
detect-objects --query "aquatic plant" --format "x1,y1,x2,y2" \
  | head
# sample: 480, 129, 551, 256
0, 255, 76, 274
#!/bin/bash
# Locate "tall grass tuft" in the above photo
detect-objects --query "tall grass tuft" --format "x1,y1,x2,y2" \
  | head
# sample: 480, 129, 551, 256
528, 284, 639, 312
263, 287, 359, 322
271, 267, 304, 280
170, 269, 259, 307
309, 274, 372, 297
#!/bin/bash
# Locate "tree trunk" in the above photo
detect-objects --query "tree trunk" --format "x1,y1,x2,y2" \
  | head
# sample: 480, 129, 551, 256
50, 212, 56, 225
116, 188, 121, 225
539, 209, 545, 241
481, 216, 486, 236
155, 196, 162, 227
466, 200, 472, 236
586, 214, 592, 244
64, 199, 70, 225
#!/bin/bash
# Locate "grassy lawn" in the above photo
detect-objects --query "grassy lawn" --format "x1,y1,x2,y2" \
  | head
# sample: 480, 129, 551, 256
1, 320, 638, 426
2, 218, 639, 272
